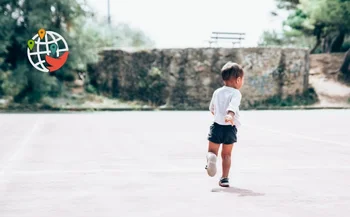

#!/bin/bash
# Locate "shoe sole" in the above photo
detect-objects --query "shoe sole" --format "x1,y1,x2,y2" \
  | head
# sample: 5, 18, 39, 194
206, 153, 217, 177
219, 183, 230, 187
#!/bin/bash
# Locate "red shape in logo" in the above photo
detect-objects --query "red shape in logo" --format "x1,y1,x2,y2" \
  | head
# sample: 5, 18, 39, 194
45, 51, 69, 72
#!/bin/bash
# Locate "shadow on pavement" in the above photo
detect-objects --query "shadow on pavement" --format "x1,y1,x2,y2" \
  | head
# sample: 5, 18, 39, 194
211, 187, 265, 197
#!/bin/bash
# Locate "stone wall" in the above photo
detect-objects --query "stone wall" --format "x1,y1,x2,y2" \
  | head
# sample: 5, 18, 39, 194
89, 48, 309, 109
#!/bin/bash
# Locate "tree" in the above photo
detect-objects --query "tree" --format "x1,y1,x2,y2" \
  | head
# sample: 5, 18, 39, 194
275, 0, 300, 10
266, 0, 350, 80
339, 49, 350, 80
270, 0, 350, 53
0, 0, 154, 103
0, 0, 89, 102
299, 0, 350, 53
258, 29, 315, 48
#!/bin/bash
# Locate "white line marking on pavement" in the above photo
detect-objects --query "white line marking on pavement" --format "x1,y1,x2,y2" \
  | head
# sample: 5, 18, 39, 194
0, 117, 43, 175
244, 124, 349, 147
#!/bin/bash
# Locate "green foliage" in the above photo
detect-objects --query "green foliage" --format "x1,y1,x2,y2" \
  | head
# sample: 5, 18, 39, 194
276, 0, 350, 28
85, 84, 96, 94
284, 8, 311, 33
266, 0, 350, 52
77, 20, 154, 64
62, 72, 76, 82
299, 0, 350, 31
341, 36, 350, 52
0, 0, 89, 103
0, 0, 154, 105
258, 29, 315, 48
275, 0, 300, 10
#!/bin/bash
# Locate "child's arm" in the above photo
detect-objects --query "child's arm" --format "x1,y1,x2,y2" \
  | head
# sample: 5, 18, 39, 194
225, 112, 234, 125
225, 91, 242, 125
209, 91, 216, 115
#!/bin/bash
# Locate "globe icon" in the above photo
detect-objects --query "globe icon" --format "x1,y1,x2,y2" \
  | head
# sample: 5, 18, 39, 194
27, 30, 69, 73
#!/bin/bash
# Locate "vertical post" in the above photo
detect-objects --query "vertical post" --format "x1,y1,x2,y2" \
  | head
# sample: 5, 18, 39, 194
107, 0, 111, 25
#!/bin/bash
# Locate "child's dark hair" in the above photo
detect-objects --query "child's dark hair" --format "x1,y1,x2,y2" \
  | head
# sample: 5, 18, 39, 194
221, 62, 244, 81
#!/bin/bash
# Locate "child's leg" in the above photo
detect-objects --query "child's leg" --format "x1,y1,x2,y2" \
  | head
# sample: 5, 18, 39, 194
206, 141, 220, 177
221, 144, 234, 178
208, 141, 220, 156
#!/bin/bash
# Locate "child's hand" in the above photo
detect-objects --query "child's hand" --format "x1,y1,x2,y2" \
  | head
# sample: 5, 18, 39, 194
225, 112, 234, 126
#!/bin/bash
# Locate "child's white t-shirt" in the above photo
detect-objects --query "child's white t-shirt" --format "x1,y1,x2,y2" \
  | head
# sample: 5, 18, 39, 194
209, 86, 242, 127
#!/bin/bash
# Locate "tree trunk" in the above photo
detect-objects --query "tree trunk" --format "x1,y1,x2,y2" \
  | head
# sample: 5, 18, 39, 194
322, 35, 332, 53
339, 49, 350, 78
310, 24, 323, 54
310, 38, 321, 54
330, 29, 345, 53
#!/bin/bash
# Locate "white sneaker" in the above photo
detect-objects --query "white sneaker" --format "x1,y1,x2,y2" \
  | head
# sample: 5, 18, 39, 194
205, 152, 217, 177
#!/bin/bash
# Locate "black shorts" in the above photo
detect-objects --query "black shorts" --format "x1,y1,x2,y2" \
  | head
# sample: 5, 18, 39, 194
207, 122, 237, 144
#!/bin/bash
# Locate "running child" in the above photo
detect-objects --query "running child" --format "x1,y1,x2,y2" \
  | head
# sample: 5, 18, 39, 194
205, 61, 244, 187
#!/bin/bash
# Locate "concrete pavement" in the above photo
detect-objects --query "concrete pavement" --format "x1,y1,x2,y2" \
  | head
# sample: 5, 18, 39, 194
0, 110, 350, 217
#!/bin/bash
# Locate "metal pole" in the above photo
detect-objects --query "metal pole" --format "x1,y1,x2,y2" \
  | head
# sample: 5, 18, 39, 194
107, 0, 111, 25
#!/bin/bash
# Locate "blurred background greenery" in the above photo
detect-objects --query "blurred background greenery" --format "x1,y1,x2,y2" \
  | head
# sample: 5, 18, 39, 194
0, 0, 153, 106
259, 0, 350, 53
0, 0, 349, 110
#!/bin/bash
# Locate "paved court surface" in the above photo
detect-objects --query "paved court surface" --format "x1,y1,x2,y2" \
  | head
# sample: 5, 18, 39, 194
0, 110, 350, 217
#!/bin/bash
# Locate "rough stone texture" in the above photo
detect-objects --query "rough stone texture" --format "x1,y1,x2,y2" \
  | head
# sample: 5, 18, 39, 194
90, 48, 309, 109
310, 53, 345, 78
